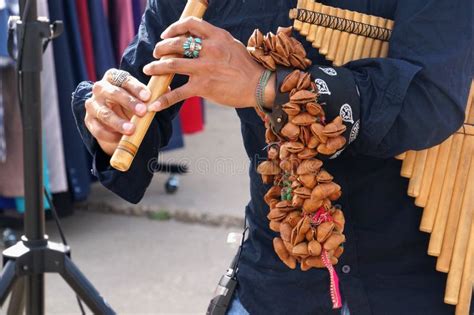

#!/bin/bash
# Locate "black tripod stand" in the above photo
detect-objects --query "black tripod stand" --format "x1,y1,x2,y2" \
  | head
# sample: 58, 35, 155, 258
0, 1, 115, 314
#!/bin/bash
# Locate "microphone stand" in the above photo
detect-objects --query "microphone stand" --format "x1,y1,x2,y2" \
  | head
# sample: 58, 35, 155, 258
0, 1, 115, 314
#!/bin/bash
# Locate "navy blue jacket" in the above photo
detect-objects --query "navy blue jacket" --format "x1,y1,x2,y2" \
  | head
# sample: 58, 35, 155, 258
72, 1, 473, 314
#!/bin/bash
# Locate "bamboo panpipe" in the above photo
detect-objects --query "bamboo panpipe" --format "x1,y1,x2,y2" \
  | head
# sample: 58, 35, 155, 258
300, 0, 313, 37
445, 154, 474, 305
291, 3, 474, 311
110, 0, 209, 172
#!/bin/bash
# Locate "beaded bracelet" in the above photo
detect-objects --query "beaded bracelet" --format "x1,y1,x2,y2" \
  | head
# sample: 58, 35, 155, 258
255, 69, 273, 113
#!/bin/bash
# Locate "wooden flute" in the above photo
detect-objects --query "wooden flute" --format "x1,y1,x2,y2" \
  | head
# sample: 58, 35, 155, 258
110, 0, 209, 172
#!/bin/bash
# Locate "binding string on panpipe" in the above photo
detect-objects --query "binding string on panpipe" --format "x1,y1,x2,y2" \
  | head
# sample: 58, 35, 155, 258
291, 1, 473, 314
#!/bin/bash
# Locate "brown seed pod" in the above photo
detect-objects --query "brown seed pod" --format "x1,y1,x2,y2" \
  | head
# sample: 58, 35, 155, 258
323, 233, 346, 251
291, 216, 311, 246
296, 72, 312, 90
269, 220, 281, 232
265, 128, 277, 143
279, 143, 289, 159
260, 55, 276, 71
299, 126, 312, 146
283, 240, 294, 254
279, 159, 292, 172
333, 209, 345, 233
294, 187, 312, 199
300, 257, 312, 271
302, 198, 324, 213
280, 222, 293, 242
248, 29, 264, 48
326, 136, 347, 151
277, 26, 293, 37
285, 211, 302, 227
263, 32, 275, 51
269, 199, 279, 209
291, 180, 301, 190
290, 90, 317, 105
316, 170, 334, 183
257, 161, 281, 175
292, 195, 304, 208
307, 136, 320, 149
276, 200, 294, 211
267, 208, 287, 221
281, 70, 301, 92
292, 242, 309, 256
297, 148, 318, 160
312, 182, 341, 200
289, 53, 308, 69
289, 37, 307, 57
274, 34, 291, 58
281, 122, 300, 140
305, 256, 325, 268
329, 189, 342, 201
267, 146, 279, 161
286, 141, 305, 153
308, 240, 322, 256
264, 185, 281, 205
273, 237, 296, 269
323, 116, 346, 137
270, 51, 291, 67
310, 123, 328, 143
305, 228, 315, 241
306, 102, 323, 116
296, 159, 323, 175
282, 102, 301, 116
261, 175, 274, 184
317, 143, 337, 155
298, 174, 318, 189
334, 246, 344, 258
292, 113, 316, 126
317, 221, 335, 243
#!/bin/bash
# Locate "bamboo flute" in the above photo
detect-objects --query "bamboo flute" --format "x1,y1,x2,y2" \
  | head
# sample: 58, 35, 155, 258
110, 0, 209, 171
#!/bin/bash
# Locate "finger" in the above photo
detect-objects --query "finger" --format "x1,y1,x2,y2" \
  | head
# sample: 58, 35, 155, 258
148, 84, 195, 112
161, 17, 214, 39
86, 115, 122, 143
93, 81, 147, 116
105, 69, 151, 102
143, 58, 200, 76
153, 36, 187, 59
88, 99, 135, 134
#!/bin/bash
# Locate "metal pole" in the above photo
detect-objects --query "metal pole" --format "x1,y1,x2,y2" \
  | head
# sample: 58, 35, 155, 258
18, 0, 46, 313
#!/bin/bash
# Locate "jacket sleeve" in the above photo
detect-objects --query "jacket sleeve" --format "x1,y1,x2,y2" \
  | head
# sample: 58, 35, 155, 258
344, 0, 472, 158
71, 1, 188, 203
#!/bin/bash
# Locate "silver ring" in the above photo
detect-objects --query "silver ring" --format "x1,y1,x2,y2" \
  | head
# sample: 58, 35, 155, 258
110, 69, 131, 88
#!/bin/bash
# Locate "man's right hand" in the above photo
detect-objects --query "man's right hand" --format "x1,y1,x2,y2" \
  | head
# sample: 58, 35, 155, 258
84, 69, 151, 156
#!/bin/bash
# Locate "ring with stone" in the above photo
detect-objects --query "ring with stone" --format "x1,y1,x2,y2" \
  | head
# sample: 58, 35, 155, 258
183, 36, 203, 59
109, 69, 131, 88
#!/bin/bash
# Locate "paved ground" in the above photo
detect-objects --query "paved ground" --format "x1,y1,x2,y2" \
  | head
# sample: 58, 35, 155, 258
2, 212, 238, 314
0, 103, 250, 314
82, 104, 250, 227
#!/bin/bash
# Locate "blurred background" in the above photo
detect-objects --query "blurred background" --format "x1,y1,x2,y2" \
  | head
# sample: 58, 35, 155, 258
0, 1, 250, 313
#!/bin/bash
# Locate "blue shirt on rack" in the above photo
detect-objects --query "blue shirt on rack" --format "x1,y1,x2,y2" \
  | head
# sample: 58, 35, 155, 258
72, 1, 473, 314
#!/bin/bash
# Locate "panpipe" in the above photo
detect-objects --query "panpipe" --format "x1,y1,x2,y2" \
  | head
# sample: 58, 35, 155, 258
290, 1, 473, 314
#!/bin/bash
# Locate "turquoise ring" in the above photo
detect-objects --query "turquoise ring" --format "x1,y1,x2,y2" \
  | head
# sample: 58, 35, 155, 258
183, 36, 202, 59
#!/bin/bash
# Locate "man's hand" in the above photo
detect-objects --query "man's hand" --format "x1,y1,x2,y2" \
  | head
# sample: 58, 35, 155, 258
144, 17, 275, 112
84, 69, 151, 156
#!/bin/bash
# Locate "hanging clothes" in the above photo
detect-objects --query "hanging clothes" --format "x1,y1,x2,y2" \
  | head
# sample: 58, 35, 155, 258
87, 0, 116, 79
75, 0, 97, 82
108, 0, 135, 64
48, 0, 91, 201
132, 0, 143, 33
38, 0, 68, 194
0, 66, 24, 197
180, 97, 205, 134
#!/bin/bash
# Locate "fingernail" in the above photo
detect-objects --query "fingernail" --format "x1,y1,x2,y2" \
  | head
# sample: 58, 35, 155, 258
143, 65, 150, 74
123, 122, 134, 132
160, 30, 168, 39
139, 89, 151, 101
148, 101, 161, 112
135, 103, 146, 115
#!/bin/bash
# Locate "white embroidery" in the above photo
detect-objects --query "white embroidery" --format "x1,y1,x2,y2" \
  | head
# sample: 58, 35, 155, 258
315, 78, 331, 95
340, 104, 354, 124
349, 120, 360, 144
330, 148, 345, 159
319, 67, 338, 76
